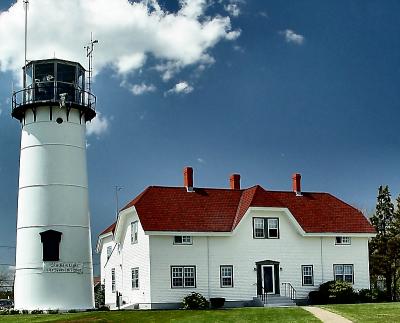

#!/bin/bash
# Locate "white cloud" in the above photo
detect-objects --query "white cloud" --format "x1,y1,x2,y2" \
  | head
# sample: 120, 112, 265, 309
165, 81, 193, 96
225, 29, 241, 40
131, 83, 156, 95
224, 4, 240, 17
0, 0, 240, 82
197, 157, 205, 164
280, 29, 304, 45
86, 111, 109, 136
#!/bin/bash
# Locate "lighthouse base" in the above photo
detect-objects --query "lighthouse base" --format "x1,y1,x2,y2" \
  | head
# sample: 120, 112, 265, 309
14, 270, 94, 310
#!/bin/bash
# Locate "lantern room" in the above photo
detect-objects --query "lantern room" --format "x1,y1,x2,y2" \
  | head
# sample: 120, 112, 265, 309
12, 58, 96, 122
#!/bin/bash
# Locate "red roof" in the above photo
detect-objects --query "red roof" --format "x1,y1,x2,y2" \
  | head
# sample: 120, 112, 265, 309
103, 185, 375, 234
99, 222, 116, 236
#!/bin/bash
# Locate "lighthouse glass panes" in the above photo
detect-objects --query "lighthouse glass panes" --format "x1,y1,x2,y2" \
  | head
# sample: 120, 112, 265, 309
22, 60, 86, 106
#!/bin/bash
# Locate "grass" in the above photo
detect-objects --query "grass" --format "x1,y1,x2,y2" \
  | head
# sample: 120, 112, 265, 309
0, 307, 320, 323
321, 302, 400, 322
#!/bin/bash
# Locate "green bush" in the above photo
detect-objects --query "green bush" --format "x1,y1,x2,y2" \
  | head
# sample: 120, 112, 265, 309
21, 310, 29, 314
182, 292, 209, 310
328, 280, 357, 303
9, 309, 20, 315
68, 309, 78, 313
31, 309, 43, 314
358, 289, 373, 302
47, 309, 59, 314
308, 280, 357, 304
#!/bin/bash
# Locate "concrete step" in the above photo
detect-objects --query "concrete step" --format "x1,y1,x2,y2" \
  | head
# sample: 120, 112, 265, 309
259, 295, 297, 307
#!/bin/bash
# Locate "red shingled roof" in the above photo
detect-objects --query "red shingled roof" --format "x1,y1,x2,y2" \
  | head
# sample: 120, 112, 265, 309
103, 185, 374, 234
99, 222, 116, 236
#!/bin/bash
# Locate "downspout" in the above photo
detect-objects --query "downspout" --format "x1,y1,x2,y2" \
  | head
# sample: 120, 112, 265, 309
320, 237, 324, 283
207, 236, 210, 300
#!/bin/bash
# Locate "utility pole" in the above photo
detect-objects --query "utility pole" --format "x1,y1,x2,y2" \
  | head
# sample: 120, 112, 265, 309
115, 186, 123, 219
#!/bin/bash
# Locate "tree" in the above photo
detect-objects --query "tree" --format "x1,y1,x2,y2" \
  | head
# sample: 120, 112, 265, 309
369, 185, 400, 301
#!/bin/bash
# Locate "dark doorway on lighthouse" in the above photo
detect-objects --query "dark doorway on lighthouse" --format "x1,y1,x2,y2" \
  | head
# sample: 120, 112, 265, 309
40, 230, 62, 261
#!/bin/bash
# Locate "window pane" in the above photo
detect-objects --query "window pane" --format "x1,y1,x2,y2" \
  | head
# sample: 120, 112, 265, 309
344, 265, 353, 275
254, 218, 265, 238
174, 236, 182, 244
304, 276, 312, 285
336, 237, 342, 244
268, 218, 278, 229
334, 265, 343, 275
184, 267, 195, 287
268, 228, 278, 238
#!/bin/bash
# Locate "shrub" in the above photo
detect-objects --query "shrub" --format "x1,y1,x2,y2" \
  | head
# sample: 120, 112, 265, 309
47, 309, 59, 314
67, 309, 78, 313
31, 309, 43, 314
329, 280, 357, 303
0, 309, 9, 315
21, 310, 29, 314
308, 280, 357, 305
9, 309, 20, 315
210, 297, 225, 308
182, 292, 209, 310
97, 305, 110, 311
358, 289, 373, 303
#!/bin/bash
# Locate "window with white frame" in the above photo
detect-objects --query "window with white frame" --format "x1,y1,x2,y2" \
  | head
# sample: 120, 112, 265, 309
131, 221, 138, 244
111, 268, 116, 293
334, 264, 354, 283
335, 236, 351, 245
171, 266, 196, 288
302, 265, 314, 286
253, 218, 279, 239
174, 236, 192, 245
131, 268, 139, 289
106, 246, 112, 260
220, 265, 233, 288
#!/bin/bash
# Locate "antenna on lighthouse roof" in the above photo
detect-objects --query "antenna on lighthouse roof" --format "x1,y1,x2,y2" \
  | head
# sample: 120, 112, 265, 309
23, 0, 29, 87
84, 32, 98, 97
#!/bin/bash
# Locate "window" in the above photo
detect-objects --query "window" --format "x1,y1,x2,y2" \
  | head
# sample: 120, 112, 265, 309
253, 218, 279, 239
107, 246, 112, 260
131, 221, 138, 244
174, 236, 192, 245
335, 236, 351, 245
220, 265, 234, 288
39, 230, 62, 261
254, 218, 265, 238
111, 268, 116, 293
302, 265, 314, 286
334, 264, 353, 283
171, 266, 196, 288
131, 268, 139, 289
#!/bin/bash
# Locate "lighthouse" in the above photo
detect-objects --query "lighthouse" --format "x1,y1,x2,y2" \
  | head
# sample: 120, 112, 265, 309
12, 58, 96, 310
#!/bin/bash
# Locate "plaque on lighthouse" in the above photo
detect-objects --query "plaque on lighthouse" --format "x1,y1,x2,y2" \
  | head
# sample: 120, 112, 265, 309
12, 58, 96, 310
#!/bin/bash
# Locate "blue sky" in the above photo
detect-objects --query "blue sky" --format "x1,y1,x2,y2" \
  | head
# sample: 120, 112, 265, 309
0, 0, 399, 273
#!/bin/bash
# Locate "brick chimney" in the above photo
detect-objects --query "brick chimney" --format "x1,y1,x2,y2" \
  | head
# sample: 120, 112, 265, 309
184, 167, 194, 192
292, 173, 302, 196
230, 174, 241, 190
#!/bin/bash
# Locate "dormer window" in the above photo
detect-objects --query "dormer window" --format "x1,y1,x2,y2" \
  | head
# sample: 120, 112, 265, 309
40, 230, 62, 261
131, 221, 138, 244
335, 236, 351, 245
253, 218, 280, 239
174, 236, 192, 245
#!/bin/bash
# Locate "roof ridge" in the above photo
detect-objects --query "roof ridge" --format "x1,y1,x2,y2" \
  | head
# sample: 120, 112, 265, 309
120, 186, 152, 211
231, 186, 260, 229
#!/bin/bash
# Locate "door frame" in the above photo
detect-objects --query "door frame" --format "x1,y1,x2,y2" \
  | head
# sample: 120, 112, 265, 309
261, 264, 275, 294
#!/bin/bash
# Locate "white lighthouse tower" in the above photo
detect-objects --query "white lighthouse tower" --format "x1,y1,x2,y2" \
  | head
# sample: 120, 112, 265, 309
12, 58, 96, 310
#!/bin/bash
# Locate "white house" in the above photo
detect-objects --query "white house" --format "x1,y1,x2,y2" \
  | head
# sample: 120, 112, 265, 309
97, 167, 375, 309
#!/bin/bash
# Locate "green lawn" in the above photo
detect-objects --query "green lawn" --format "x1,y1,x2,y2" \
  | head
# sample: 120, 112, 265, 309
0, 307, 320, 323
321, 302, 400, 323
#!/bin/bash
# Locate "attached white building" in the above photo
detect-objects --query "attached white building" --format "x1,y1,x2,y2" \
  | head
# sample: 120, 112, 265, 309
97, 168, 375, 309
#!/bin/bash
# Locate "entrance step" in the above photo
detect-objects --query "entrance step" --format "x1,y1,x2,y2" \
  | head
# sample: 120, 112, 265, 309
260, 295, 297, 307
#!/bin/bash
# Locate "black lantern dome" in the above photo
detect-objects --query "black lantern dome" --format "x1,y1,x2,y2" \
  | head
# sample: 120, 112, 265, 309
12, 58, 96, 122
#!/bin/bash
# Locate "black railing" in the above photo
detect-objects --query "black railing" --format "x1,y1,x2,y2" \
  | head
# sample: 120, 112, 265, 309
12, 81, 96, 112
281, 282, 296, 300
258, 287, 268, 304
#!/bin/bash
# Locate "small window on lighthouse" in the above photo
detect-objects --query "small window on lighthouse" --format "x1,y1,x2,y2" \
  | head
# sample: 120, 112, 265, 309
40, 230, 62, 261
